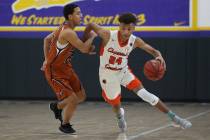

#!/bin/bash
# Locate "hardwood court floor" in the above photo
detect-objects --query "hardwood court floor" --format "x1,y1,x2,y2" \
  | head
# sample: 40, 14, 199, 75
0, 101, 209, 140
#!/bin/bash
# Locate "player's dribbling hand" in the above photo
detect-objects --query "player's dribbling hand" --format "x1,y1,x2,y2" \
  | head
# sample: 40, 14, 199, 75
40, 60, 47, 71
155, 56, 166, 70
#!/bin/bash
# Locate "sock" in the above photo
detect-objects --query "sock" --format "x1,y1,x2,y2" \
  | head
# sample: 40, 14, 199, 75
167, 110, 176, 120
116, 108, 123, 118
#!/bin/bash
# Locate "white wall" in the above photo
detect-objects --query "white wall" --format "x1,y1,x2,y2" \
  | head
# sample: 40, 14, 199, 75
198, 0, 210, 27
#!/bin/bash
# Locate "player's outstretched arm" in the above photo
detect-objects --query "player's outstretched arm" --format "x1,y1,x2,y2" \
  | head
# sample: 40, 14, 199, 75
62, 29, 95, 53
134, 37, 166, 70
84, 23, 110, 43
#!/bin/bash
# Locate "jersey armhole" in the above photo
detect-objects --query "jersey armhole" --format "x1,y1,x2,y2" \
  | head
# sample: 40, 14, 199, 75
130, 35, 137, 49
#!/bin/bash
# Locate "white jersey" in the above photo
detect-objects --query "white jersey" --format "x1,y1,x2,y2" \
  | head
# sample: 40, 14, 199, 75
100, 30, 136, 71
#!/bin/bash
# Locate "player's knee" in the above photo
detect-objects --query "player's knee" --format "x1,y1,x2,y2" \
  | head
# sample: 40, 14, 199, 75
102, 92, 121, 106
77, 89, 86, 103
106, 98, 121, 106
65, 94, 78, 105
78, 93, 86, 103
136, 88, 159, 106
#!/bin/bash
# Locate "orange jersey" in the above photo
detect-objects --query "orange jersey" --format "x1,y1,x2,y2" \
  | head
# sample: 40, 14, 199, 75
44, 23, 82, 100
45, 23, 75, 79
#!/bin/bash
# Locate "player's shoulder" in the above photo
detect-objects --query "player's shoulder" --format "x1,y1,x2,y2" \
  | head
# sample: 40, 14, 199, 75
129, 34, 137, 42
110, 30, 118, 35
134, 36, 143, 41
62, 28, 77, 37
108, 30, 119, 38
134, 36, 145, 48
98, 29, 111, 44
100, 28, 110, 37
111, 30, 118, 33
134, 36, 142, 41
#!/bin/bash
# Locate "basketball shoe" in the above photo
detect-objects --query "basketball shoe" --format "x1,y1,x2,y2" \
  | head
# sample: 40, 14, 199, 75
49, 102, 62, 123
117, 108, 127, 132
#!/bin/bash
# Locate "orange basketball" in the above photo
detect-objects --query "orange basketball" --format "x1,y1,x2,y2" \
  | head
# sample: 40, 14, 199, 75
143, 59, 165, 81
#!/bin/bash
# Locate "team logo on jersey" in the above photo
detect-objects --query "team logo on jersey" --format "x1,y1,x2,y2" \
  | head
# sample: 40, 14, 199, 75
12, 0, 82, 13
102, 79, 106, 84
108, 48, 127, 56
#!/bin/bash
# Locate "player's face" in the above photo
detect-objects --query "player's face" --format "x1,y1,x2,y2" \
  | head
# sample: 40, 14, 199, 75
70, 7, 83, 25
119, 23, 135, 40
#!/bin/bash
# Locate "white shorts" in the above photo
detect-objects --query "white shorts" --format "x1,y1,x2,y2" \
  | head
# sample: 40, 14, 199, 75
99, 67, 141, 105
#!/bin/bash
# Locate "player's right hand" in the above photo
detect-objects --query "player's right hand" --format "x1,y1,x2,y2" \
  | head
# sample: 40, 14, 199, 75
155, 56, 166, 71
40, 60, 47, 71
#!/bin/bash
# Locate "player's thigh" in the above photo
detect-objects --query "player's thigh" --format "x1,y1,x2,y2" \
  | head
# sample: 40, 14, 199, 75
50, 78, 74, 100
99, 72, 121, 100
74, 85, 86, 103
121, 69, 142, 91
68, 70, 86, 101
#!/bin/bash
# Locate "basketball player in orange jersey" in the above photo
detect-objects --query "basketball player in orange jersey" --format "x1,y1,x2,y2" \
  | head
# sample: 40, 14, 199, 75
84, 13, 192, 132
41, 4, 97, 134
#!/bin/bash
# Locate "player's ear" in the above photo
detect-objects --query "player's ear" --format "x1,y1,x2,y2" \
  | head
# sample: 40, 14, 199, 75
68, 15, 73, 20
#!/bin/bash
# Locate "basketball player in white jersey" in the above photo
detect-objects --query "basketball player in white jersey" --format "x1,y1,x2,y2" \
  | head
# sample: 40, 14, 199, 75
84, 13, 192, 132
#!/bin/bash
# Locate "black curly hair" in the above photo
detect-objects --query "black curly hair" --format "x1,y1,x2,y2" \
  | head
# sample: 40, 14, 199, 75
118, 13, 137, 24
63, 4, 79, 20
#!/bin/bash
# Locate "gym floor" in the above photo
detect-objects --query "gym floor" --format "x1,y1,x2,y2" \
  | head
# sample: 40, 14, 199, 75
0, 101, 209, 140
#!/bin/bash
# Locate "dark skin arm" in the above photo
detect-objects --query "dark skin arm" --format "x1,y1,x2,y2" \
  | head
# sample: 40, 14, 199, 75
84, 23, 110, 46
41, 27, 95, 71
61, 28, 95, 53
134, 37, 166, 70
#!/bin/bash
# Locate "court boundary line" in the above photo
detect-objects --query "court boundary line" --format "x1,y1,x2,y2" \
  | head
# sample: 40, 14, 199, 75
127, 109, 210, 140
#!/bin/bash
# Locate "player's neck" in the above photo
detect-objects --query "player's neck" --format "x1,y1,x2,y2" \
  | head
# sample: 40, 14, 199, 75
118, 31, 128, 47
65, 21, 76, 29
118, 31, 128, 43
121, 37, 128, 43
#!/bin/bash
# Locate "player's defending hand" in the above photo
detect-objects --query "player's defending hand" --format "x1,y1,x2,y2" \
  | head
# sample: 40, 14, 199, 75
40, 60, 47, 71
88, 45, 96, 55
89, 36, 103, 55
155, 56, 166, 70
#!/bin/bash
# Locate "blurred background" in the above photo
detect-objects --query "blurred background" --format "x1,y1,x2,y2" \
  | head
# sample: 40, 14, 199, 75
0, 0, 210, 102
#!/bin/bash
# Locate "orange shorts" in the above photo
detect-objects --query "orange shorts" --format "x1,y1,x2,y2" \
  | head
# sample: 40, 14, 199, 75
45, 67, 82, 100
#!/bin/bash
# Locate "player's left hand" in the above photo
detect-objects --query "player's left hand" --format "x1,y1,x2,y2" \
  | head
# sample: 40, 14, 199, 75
88, 45, 96, 55
89, 36, 103, 55
155, 56, 166, 70
40, 60, 47, 71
